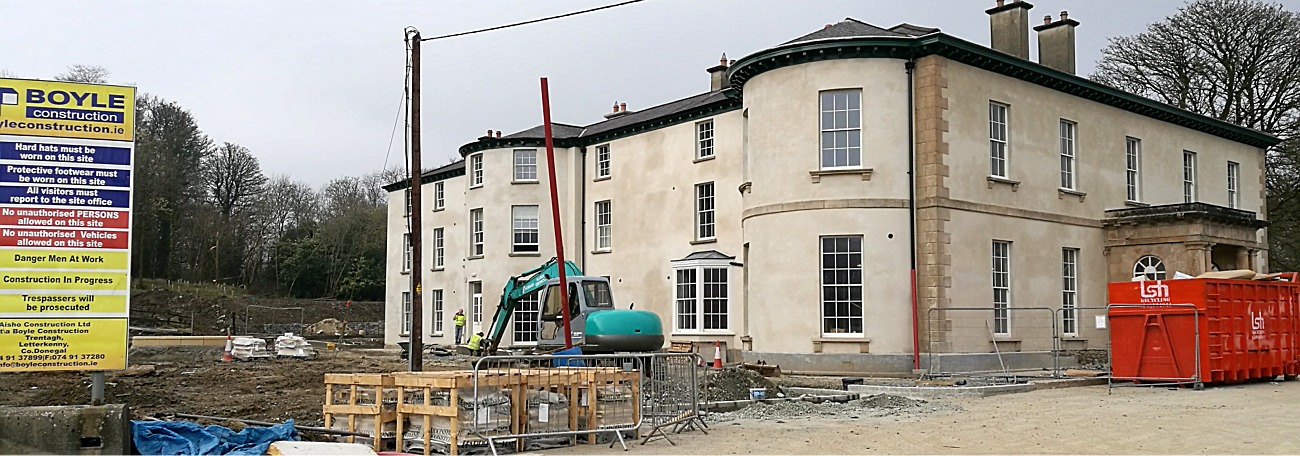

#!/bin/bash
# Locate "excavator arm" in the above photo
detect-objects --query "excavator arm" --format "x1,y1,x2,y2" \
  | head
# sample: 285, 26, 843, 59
484, 258, 583, 353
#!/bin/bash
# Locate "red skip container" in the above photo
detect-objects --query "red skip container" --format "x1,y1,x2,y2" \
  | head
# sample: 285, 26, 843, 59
1108, 275, 1300, 385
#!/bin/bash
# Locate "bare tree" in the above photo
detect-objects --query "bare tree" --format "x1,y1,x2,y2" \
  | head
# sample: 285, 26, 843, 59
0, 69, 15, 78
54, 65, 110, 84
1092, 0, 1300, 270
205, 143, 268, 218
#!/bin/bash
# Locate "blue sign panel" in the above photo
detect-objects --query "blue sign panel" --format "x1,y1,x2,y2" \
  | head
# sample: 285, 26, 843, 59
0, 164, 130, 188
0, 141, 131, 166
0, 185, 130, 209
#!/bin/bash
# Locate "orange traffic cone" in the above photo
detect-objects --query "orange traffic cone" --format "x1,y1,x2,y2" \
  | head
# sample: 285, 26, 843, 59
221, 332, 234, 362
712, 341, 723, 369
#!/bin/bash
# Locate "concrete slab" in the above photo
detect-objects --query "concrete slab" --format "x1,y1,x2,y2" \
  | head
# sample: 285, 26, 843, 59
0, 404, 130, 455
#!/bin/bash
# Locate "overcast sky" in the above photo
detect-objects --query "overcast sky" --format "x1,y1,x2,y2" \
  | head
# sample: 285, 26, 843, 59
4, 0, 1298, 186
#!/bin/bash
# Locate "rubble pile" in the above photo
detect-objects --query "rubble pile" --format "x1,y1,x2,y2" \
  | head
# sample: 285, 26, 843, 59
701, 367, 783, 401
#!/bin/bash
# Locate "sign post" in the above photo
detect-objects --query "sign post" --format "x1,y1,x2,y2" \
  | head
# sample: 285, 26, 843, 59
0, 78, 136, 379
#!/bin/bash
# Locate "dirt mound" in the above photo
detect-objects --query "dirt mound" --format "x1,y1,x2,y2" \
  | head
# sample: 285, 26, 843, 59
702, 367, 782, 401
130, 288, 383, 336
853, 394, 929, 408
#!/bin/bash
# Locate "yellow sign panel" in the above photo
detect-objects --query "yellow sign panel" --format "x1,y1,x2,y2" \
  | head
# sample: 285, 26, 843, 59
0, 293, 127, 315
0, 271, 127, 291
0, 249, 128, 270
0, 318, 126, 371
0, 78, 135, 142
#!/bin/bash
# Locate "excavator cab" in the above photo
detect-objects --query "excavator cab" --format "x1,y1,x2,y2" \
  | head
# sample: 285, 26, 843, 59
536, 277, 662, 352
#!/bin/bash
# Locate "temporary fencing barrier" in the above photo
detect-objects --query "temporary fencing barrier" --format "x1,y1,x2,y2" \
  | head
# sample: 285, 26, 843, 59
927, 307, 1060, 379
1056, 306, 1112, 371
639, 352, 708, 445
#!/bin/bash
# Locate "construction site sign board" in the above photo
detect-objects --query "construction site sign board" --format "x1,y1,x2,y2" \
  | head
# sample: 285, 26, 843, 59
0, 78, 134, 372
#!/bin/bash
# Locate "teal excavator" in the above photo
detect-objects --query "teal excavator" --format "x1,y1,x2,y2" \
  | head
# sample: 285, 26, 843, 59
484, 258, 664, 354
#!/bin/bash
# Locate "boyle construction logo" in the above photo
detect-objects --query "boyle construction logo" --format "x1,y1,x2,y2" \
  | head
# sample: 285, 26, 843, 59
0, 79, 135, 142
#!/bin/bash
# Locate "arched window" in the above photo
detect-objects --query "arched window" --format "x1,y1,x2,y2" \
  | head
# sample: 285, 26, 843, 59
1133, 255, 1166, 280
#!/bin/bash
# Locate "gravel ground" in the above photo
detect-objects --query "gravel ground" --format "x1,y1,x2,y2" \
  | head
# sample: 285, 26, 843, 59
707, 394, 960, 423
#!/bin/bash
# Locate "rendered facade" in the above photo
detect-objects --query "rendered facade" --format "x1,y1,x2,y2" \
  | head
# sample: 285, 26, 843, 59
384, 2, 1280, 372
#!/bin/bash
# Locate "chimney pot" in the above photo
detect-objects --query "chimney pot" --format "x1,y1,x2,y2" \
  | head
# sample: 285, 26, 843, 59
1043, 15, 1051, 25
495, 131, 501, 138
997, 0, 1004, 6
487, 129, 493, 137
729, 60, 735, 66
619, 102, 627, 112
1060, 11, 1068, 20
824, 24, 832, 29
720, 53, 728, 67
612, 101, 619, 113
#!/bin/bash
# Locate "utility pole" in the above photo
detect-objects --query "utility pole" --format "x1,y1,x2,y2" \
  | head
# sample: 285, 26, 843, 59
407, 29, 424, 371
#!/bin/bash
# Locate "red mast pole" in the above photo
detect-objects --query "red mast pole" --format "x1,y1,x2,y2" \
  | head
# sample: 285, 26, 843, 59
539, 78, 573, 349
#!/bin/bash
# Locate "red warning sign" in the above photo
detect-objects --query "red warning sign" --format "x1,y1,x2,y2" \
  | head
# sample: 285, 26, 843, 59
0, 207, 128, 230
0, 227, 128, 249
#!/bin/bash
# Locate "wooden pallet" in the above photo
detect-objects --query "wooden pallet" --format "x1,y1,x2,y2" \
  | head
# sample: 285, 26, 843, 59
391, 371, 525, 456
322, 373, 396, 452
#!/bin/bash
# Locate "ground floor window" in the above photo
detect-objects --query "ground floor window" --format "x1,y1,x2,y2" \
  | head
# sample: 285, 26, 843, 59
821, 236, 863, 335
671, 252, 733, 333
431, 289, 444, 334
401, 291, 411, 335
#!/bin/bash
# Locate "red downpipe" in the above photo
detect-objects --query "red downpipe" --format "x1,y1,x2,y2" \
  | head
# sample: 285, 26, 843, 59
540, 78, 573, 349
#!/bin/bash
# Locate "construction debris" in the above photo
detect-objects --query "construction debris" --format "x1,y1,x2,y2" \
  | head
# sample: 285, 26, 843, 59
232, 337, 273, 360
304, 319, 353, 337
740, 362, 782, 378
275, 334, 317, 359
702, 367, 783, 401
708, 394, 957, 422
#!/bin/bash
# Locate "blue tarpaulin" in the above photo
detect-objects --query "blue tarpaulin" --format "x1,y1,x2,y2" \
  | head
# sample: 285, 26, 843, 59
552, 345, 584, 367
132, 419, 298, 455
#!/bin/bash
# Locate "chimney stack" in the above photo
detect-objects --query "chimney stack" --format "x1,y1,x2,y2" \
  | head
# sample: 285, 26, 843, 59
495, 130, 502, 138
604, 100, 632, 119
1034, 10, 1079, 74
985, 0, 1034, 60
707, 53, 730, 91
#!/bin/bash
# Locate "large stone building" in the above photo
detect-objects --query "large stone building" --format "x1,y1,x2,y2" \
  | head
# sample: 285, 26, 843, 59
383, 2, 1280, 373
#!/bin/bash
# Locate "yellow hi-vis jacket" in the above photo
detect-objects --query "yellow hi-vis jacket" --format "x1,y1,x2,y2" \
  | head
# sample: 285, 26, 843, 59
467, 333, 483, 350
455, 314, 467, 327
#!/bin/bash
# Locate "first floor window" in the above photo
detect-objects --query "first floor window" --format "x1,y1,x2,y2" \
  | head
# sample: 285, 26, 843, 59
402, 233, 411, 271
513, 291, 541, 344
989, 102, 1009, 178
470, 208, 484, 256
819, 89, 862, 169
596, 145, 611, 178
695, 182, 715, 240
821, 236, 864, 335
433, 228, 444, 269
514, 149, 537, 182
595, 200, 612, 250
512, 205, 539, 253
432, 289, 444, 334
696, 120, 715, 159
470, 153, 484, 187
1059, 120, 1076, 190
992, 240, 1011, 335
1062, 248, 1078, 336
673, 265, 729, 331
1228, 161, 1240, 209
1183, 151, 1197, 203
434, 181, 445, 209
401, 291, 412, 335
1126, 137, 1141, 202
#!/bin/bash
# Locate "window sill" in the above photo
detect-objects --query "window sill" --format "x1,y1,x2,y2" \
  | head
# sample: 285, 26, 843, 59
812, 337, 870, 353
468, 255, 484, 260
591, 249, 612, 255
400, 270, 411, 275
470, 184, 483, 189
1124, 200, 1150, 208
738, 182, 752, 194
986, 176, 1020, 191
593, 175, 611, 182
431, 267, 444, 272
399, 333, 410, 337
690, 238, 717, 245
1057, 188, 1087, 202
693, 155, 716, 164
809, 167, 873, 183
432, 207, 445, 212
511, 180, 539, 185
671, 331, 736, 337
509, 252, 541, 257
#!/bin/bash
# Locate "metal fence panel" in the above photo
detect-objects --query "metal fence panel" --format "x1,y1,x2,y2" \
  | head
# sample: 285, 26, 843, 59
927, 307, 1060, 378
